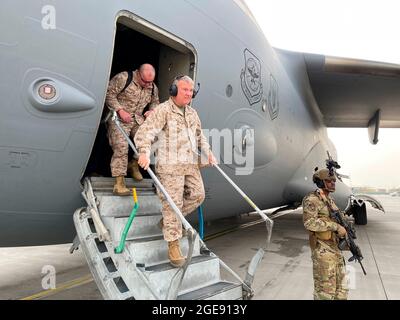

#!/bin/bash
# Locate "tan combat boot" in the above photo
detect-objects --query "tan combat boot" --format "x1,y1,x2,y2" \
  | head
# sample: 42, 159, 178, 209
168, 240, 186, 267
113, 176, 130, 196
128, 159, 143, 181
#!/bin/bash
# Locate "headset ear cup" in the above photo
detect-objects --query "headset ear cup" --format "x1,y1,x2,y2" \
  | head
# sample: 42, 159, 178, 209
316, 179, 325, 189
313, 175, 324, 189
192, 89, 197, 99
169, 84, 178, 97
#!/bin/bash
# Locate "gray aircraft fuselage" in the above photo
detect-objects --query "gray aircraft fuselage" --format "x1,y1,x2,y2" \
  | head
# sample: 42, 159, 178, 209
0, 0, 351, 246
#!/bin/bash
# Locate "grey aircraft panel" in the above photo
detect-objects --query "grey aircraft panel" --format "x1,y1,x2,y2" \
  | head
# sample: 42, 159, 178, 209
0, 0, 357, 246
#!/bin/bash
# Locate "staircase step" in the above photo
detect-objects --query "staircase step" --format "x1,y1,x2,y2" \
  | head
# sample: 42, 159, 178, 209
94, 188, 155, 194
145, 255, 221, 298
177, 281, 242, 300
128, 235, 200, 267
98, 194, 162, 218
111, 214, 163, 242
90, 177, 154, 190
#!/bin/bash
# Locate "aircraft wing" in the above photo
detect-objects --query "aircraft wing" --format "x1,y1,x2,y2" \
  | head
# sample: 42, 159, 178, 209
304, 53, 400, 129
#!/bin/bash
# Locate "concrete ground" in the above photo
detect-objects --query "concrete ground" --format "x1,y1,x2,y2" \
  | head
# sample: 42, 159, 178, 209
1, 195, 398, 300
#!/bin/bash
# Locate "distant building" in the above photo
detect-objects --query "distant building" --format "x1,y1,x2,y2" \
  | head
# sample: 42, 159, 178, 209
352, 187, 388, 195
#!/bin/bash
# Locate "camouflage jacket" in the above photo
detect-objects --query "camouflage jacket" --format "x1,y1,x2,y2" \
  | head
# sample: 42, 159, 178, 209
303, 189, 342, 233
134, 98, 211, 175
105, 70, 159, 124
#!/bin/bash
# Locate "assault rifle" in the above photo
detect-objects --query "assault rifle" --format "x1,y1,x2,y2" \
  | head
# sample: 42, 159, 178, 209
330, 209, 367, 275
325, 151, 366, 275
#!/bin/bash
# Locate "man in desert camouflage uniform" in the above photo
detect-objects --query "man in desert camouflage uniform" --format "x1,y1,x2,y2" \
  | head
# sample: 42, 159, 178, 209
303, 168, 349, 300
106, 64, 159, 195
135, 75, 217, 267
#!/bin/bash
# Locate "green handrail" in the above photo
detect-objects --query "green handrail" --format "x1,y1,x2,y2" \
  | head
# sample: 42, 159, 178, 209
115, 188, 139, 254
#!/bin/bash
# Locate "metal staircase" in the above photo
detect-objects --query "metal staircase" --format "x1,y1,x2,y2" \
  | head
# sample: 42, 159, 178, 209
73, 177, 244, 300
72, 111, 273, 300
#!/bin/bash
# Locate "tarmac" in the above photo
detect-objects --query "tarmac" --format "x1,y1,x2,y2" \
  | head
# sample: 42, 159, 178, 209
1, 195, 399, 300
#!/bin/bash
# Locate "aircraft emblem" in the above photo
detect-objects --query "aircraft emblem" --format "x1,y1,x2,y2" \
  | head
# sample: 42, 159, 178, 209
241, 49, 263, 105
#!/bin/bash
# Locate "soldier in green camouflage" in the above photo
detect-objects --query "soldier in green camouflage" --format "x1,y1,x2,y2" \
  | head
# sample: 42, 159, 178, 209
302, 168, 349, 300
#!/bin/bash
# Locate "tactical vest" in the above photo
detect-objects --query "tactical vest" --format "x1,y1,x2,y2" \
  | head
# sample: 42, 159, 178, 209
309, 190, 339, 250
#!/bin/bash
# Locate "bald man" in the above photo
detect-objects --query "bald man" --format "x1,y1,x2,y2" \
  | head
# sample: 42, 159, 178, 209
106, 64, 159, 195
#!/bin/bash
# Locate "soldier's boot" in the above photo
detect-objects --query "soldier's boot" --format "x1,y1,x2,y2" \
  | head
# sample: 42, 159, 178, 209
168, 240, 186, 268
113, 176, 131, 196
158, 219, 187, 237
128, 159, 143, 181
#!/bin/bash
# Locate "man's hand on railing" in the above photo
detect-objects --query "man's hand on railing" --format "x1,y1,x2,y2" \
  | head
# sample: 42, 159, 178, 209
118, 109, 132, 123
138, 153, 150, 170
208, 152, 218, 166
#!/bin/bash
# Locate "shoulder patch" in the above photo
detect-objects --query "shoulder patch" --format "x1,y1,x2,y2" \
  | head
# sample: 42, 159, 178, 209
304, 200, 317, 213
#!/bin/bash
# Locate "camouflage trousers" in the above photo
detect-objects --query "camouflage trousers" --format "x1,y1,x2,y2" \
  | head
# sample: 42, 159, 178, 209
107, 120, 140, 177
311, 242, 348, 300
156, 170, 205, 242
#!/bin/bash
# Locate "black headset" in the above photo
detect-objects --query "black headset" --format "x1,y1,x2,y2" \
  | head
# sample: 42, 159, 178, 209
313, 176, 326, 189
313, 167, 326, 189
169, 75, 200, 99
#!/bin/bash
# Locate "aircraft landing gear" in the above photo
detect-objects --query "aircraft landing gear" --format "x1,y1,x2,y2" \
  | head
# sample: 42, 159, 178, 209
346, 194, 385, 226
346, 201, 368, 225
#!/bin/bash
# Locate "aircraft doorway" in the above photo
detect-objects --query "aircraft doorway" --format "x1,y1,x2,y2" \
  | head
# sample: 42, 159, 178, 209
84, 13, 197, 178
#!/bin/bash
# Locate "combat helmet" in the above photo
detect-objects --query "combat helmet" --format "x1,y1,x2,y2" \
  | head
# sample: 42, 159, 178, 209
313, 168, 336, 190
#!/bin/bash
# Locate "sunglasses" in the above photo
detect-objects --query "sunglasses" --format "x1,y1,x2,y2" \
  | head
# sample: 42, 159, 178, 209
139, 73, 154, 84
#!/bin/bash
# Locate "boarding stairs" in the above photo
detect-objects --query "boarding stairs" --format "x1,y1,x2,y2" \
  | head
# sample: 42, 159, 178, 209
73, 177, 246, 300
72, 111, 273, 300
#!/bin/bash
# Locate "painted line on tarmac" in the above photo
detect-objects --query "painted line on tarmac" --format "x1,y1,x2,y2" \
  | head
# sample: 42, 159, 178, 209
20, 274, 93, 300
203, 219, 264, 241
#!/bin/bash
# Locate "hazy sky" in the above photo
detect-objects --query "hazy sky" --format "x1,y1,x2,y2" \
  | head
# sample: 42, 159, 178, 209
245, 0, 400, 189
